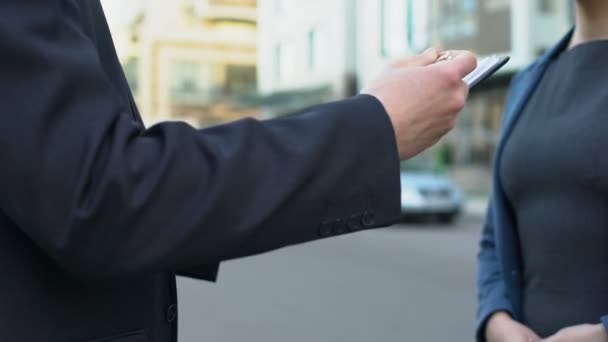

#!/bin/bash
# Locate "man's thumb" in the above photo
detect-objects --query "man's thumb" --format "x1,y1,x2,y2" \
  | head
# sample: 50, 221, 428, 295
390, 48, 440, 69
408, 48, 440, 67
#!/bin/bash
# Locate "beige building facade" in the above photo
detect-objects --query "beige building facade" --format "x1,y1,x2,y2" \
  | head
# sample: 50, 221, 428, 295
112, 0, 259, 127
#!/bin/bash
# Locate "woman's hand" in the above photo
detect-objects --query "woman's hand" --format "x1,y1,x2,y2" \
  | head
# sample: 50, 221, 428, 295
542, 324, 608, 342
486, 311, 541, 342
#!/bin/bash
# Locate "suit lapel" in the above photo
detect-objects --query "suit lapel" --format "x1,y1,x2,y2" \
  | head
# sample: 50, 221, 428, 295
495, 29, 574, 175
494, 29, 574, 183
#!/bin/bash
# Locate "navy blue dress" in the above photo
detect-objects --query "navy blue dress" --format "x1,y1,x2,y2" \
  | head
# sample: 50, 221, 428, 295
501, 40, 608, 337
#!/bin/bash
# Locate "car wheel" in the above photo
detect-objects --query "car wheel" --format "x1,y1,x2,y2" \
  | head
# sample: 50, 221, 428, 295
400, 214, 414, 223
438, 213, 458, 224
401, 214, 423, 224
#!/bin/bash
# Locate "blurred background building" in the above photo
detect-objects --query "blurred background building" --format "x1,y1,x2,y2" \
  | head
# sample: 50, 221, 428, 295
108, 0, 259, 127
256, 0, 358, 116
356, 0, 573, 192
105, 0, 575, 192
256, 0, 574, 193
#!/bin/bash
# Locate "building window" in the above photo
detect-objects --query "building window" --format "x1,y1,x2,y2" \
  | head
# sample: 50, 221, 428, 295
274, 44, 282, 80
539, 0, 555, 14
308, 30, 316, 70
225, 65, 257, 95
170, 61, 218, 104
275, 42, 296, 80
380, 0, 407, 57
406, 0, 429, 51
435, 0, 511, 55
450, 87, 507, 167
308, 28, 327, 71
172, 61, 203, 94
439, 0, 479, 40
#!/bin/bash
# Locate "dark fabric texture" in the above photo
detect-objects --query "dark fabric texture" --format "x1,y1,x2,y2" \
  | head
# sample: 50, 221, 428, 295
500, 40, 608, 338
475, 30, 575, 342
0, 1, 401, 341
476, 27, 608, 342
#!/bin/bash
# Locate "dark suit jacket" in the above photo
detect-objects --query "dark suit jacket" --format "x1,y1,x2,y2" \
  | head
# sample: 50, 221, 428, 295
0, 1, 400, 341
473, 29, 608, 341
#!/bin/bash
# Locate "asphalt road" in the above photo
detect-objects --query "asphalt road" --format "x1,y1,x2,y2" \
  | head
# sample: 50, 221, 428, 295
177, 213, 484, 342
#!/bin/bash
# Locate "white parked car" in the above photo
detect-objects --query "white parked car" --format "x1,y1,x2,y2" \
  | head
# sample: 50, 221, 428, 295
400, 171, 465, 224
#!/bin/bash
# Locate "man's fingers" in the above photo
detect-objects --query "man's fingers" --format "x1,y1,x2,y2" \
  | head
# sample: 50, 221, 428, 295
390, 48, 440, 68
432, 50, 478, 78
410, 48, 441, 66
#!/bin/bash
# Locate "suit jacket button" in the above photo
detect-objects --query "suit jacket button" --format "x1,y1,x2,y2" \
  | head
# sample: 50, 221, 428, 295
347, 214, 363, 231
361, 211, 375, 227
333, 219, 347, 235
166, 304, 178, 323
319, 221, 332, 237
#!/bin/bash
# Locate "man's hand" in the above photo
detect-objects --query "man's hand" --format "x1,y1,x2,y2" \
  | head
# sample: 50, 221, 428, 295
486, 311, 541, 342
363, 48, 477, 160
542, 324, 608, 342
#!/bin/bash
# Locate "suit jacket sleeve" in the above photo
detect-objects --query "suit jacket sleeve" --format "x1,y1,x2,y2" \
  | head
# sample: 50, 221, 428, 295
476, 200, 515, 341
0, 1, 401, 281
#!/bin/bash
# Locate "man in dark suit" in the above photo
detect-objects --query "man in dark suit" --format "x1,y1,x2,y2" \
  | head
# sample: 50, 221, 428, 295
0, 1, 475, 341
